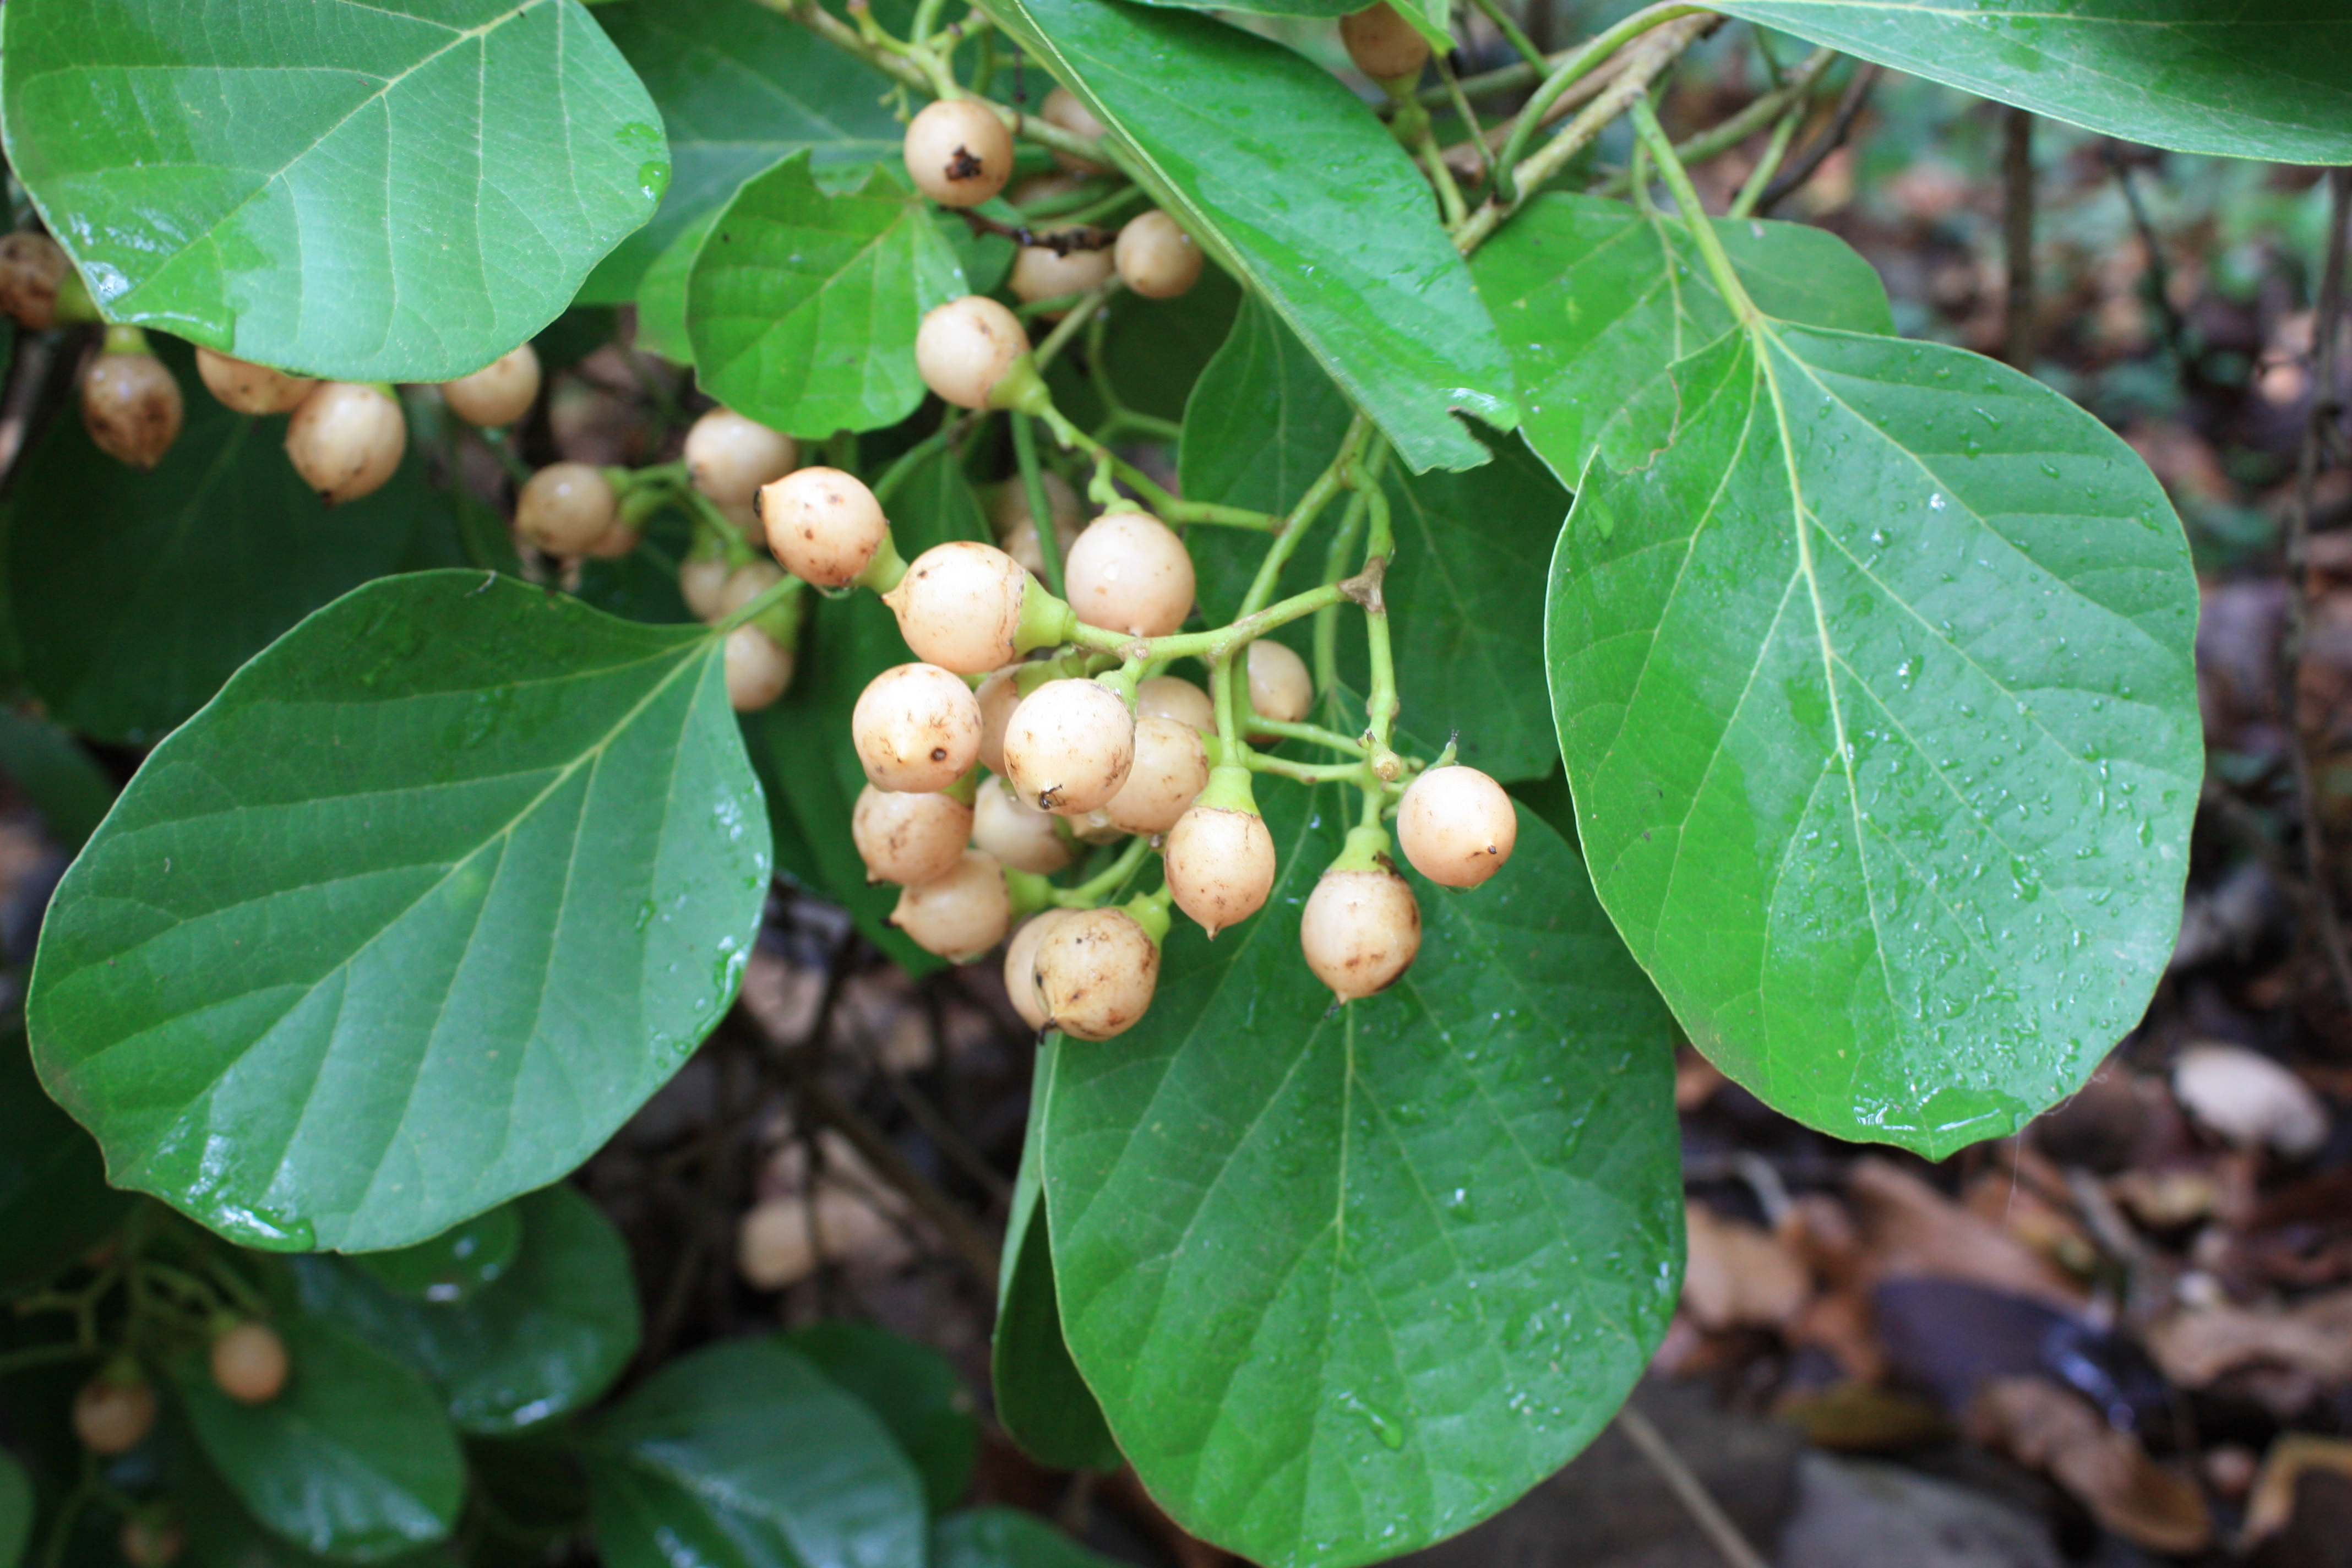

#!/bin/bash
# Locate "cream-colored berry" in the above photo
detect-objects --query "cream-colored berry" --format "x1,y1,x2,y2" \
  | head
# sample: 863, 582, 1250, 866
1009, 241, 1115, 308
583, 515, 643, 560
1397, 765, 1517, 889
1115, 211, 1204, 300
82, 351, 183, 470
515, 462, 618, 554
685, 407, 798, 532
761, 466, 888, 588
976, 666, 1024, 775
1001, 678, 1135, 814
72, 1375, 156, 1455
1034, 907, 1161, 1041
1004, 910, 1078, 1031
973, 774, 1074, 874
440, 344, 541, 428
286, 382, 407, 505
1040, 86, 1112, 174
852, 784, 974, 885
1136, 675, 1216, 735
1246, 639, 1314, 728
715, 560, 785, 621
1300, 867, 1420, 1000
724, 626, 794, 711
852, 663, 983, 793
1063, 507, 1194, 636
1340, 2, 1431, 81
916, 296, 1030, 410
0, 232, 69, 329
990, 470, 1084, 578
195, 347, 315, 416
903, 99, 1015, 208
210, 1321, 290, 1405
119, 1516, 183, 1568
680, 555, 733, 622
1103, 716, 1209, 836
890, 848, 1011, 959
882, 541, 1035, 674
1164, 802, 1277, 938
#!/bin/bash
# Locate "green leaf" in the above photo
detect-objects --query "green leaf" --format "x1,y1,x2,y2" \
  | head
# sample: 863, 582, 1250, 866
587, 1340, 928, 1568
349, 1205, 522, 1303
688, 155, 971, 438
982, 0, 1517, 473
0, 1450, 27, 1568
290, 1185, 639, 1434
933, 1509, 1123, 1568
993, 1043, 1119, 1473
26, 571, 770, 1251
1, 0, 667, 381
582, 0, 901, 302
0, 707, 116, 851
1713, 2, 2352, 165
1549, 322, 2201, 1156
0, 1019, 131, 1296
175, 1317, 466, 1562
1474, 193, 1892, 488
175, 1452, 460, 1568
636, 208, 722, 365
782, 1323, 977, 1513
1043, 786, 1680, 1568
1180, 294, 1357, 520
7, 345, 438, 745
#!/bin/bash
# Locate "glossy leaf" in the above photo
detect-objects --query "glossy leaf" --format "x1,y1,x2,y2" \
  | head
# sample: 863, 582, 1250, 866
1713, 1, 2352, 165
1549, 323, 2200, 1156
175, 1317, 466, 1562
1043, 785, 1681, 1568
290, 1185, 639, 1433
1475, 193, 1892, 487
173, 1449, 460, 1568
1, 0, 667, 381
584, 0, 900, 301
0, 1021, 132, 1296
27, 572, 770, 1251
983, 0, 1517, 473
933, 1509, 1123, 1568
782, 1322, 977, 1513
993, 1042, 1120, 1473
349, 1205, 522, 1303
7, 348, 436, 745
0, 708, 116, 851
587, 1339, 928, 1568
688, 155, 970, 438
635, 208, 721, 365
1180, 293, 1357, 521
0, 1446, 27, 1568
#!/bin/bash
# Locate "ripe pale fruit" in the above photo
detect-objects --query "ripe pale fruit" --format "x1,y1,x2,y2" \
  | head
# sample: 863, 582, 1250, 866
990, 470, 1084, 578
119, 1517, 184, 1568
973, 774, 1074, 874
1340, 2, 1431, 81
852, 784, 973, 886
210, 1321, 291, 1404
1063, 507, 1195, 636
1246, 639, 1314, 727
724, 625, 794, 711
81, 351, 183, 470
1001, 678, 1135, 814
1033, 907, 1161, 1041
1103, 715, 1209, 836
0, 232, 69, 329
72, 1375, 156, 1455
1164, 778, 1277, 937
975, 666, 1024, 775
904, 98, 1015, 208
515, 462, 618, 554
679, 555, 733, 623
761, 466, 888, 588
883, 541, 1036, 674
1004, 908, 1077, 1031
916, 296, 1031, 410
1136, 674, 1216, 734
440, 344, 541, 428
1040, 86, 1112, 174
852, 663, 983, 793
286, 382, 407, 505
890, 848, 1011, 959
685, 407, 798, 532
715, 560, 785, 621
1009, 241, 1115, 307
1397, 765, 1518, 888
196, 347, 315, 415
1115, 210, 1205, 300
1300, 867, 1421, 1000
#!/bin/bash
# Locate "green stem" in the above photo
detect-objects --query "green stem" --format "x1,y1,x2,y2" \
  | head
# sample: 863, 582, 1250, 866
1049, 182, 1148, 231
1631, 96, 1758, 323
1011, 412, 1067, 600
1070, 579, 1351, 664
714, 573, 809, 637
1491, 2, 1712, 204
1420, 126, 1471, 228
1247, 753, 1378, 785
1466, 0, 1546, 71
1245, 716, 1369, 756
1052, 833, 1155, 906
872, 418, 971, 507
1434, 56, 1495, 189
1043, 413, 1280, 529
1100, 410, 1184, 442
1313, 489, 1370, 698
1591, 47, 1834, 199
1031, 284, 1109, 375
1726, 96, 1804, 220
0, 1342, 92, 1376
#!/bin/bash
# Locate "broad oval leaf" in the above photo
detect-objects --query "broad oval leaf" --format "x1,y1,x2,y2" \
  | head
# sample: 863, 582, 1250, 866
0, 707, 118, 851
1, 0, 667, 381
587, 1339, 928, 1568
8, 346, 435, 745
174, 1317, 466, 1562
983, 0, 1517, 473
291, 1185, 639, 1433
0, 1019, 131, 1296
583, 0, 900, 302
1474, 192, 1892, 487
933, 1509, 1124, 1568
348, 1204, 524, 1303
1179, 293, 1358, 522
782, 1322, 977, 1513
26, 571, 770, 1252
687, 154, 970, 438
1043, 787, 1680, 1568
1549, 323, 2200, 1156
1713, 1, 2352, 165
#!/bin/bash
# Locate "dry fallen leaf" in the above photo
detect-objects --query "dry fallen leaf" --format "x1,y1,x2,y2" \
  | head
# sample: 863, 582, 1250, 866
1847, 1157, 2088, 1310
1967, 1376, 2212, 1554
2173, 1043, 2329, 1159
2243, 1434, 2352, 1545
1681, 1200, 1811, 1332
2146, 1288, 2352, 1389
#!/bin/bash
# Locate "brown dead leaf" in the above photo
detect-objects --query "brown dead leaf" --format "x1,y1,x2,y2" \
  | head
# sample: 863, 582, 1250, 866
2245, 1434, 2352, 1545
1777, 1381, 1948, 1452
1967, 1376, 2212, 1554
2174, 1043, 2329, 1159
1682, 1201, 1811, 1332
1847, 1157, 2088, 1311
2147, 1288, 2352, 1389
